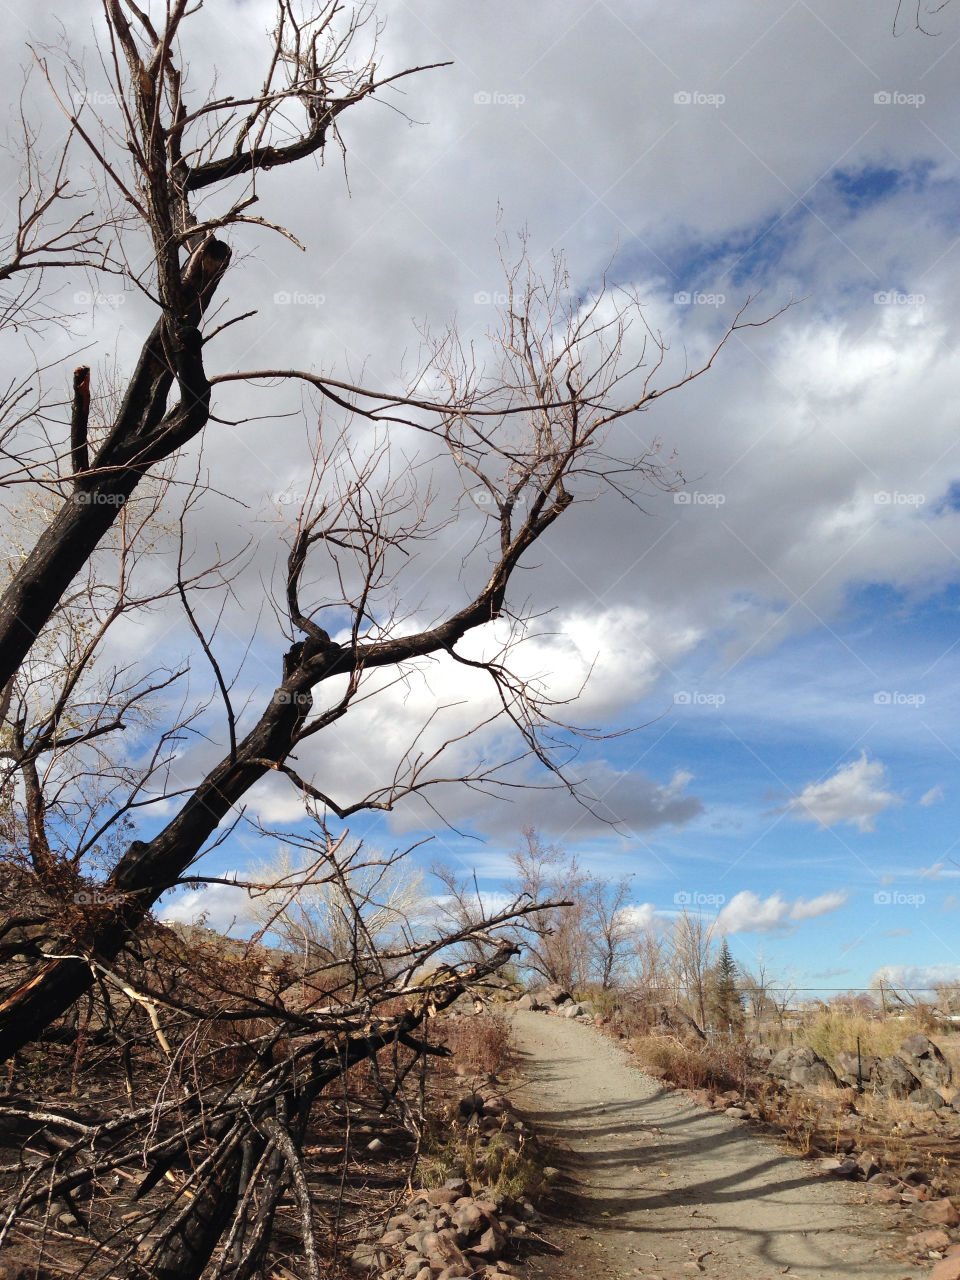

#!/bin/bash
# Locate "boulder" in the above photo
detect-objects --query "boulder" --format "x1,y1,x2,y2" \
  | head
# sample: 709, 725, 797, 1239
873, 1055, 921, 1100
897, 1034, 952, 1090
515, 993, 542, 1011
909, 1085, 945, 1110
536, 984, 572, 1006
834, 1050, 879, 1087
769, 1045, 838, 1089
655, 1004, 706, 1042
920, 1198, 960, 1228
562, 1003, 585, 1019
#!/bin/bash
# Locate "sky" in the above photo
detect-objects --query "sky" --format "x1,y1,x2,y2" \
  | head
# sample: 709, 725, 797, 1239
3, 0, 960, 998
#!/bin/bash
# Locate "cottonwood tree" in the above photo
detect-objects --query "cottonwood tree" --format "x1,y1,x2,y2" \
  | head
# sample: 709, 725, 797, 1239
0, 2, 777, 1275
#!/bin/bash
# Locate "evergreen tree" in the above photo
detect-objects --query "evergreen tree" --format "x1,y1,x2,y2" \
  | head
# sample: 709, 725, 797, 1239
706, 938, 745, 1034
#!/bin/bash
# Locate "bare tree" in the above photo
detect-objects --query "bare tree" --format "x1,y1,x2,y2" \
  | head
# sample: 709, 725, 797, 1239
0, 3, 780, 1274
670, 909, 717, 1029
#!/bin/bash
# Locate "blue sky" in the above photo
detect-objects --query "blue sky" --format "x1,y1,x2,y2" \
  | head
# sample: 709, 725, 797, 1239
8, 0, 960, 1000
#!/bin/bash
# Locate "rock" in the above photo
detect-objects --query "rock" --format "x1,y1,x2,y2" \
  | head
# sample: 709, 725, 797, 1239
920, 1198, 960, 1228
562, 1003, 585, 1019
930, 1257, 960, 1280
872, 1054, 921, 1100
366, 1137, 384, 1153
451, 1202, 485, 1238
856, 1151, 882, 1180
910, 1085, 946, 1110
469, 1225, 505, 1258
768, 1044, 838, 1089
542, 1166, 560, 1181
515, 993, 542, 1011
725, 1106, 748, 1119
537, 984, 572, 1006
816, 1156, 858, 1179
835, 1050, 879, 1087
350, 1243, 389, 1272
897, 1034, 953, 1090
457, 1093, 482, 1119
655, 1004, 706, 1041
910, 1227, 952, 1251
402, 1260, 425, 1279
380, 1229, 407, 1247
444, 1178, 472, 1195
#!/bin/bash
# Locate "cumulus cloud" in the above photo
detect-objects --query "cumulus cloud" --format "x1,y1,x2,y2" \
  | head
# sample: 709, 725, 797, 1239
716, 888, 847, 935
784, 754, 901, 832
871, 963, 960, 997
158, 879, 255, 933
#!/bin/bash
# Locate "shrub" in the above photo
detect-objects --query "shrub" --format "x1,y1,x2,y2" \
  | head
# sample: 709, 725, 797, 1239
444, 1011, 510, 1076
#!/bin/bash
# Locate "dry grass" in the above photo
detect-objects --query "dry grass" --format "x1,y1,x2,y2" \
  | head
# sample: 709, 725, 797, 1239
418, 1123, 545, 1201
629, 1032, 748, 1093
444, 1011, 510, 1076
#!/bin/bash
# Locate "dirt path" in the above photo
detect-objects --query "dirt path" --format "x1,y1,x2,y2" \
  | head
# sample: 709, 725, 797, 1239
507, 1010, 920, 1280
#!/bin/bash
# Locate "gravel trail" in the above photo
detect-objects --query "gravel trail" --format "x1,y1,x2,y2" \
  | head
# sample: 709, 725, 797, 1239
508, 1009, 918, 1279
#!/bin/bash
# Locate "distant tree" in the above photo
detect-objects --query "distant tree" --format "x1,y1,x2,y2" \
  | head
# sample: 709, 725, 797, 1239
705, 938, 744, 1034
670, 909, 716, 1028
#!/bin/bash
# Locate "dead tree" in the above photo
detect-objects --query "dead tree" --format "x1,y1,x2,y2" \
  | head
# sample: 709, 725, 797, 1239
0, 3, 782, 1275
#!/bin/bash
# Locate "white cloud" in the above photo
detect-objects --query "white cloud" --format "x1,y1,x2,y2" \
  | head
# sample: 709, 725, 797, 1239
716, 888, 847, 935
158, 879, 255, 933
784, 754, 901, 832
920, 785, 944, 807
871, 963, 960, 997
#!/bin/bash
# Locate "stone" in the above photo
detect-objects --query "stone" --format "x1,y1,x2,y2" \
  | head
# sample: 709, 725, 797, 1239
872, 1054, 921, 1100
350, 1243, 389, 1272
856, 1151, 882, 1180
835, 1050, 879, 1087
515, 993, 541, 1011
910, 1085, 946, 1110
469, 1225, 504, 1258
910, 1227, 952, 1251
930, 1258, 960, 1280
725, 1106, 748, 1119
451, 1202, 485, 1238
562, 1003, 585, 1019
768, 1044, 839, 1089
897, 1034, 953, 1090
920, 1198, 960, 1228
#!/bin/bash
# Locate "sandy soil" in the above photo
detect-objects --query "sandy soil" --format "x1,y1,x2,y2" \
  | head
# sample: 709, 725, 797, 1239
507, 1009, 922, 1280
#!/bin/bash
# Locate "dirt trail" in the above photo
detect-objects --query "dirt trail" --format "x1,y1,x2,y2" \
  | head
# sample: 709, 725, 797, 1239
507, 1010, 919, 1280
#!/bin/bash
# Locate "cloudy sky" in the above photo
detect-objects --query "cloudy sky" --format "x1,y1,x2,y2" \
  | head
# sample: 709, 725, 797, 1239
4, 0, 960, 997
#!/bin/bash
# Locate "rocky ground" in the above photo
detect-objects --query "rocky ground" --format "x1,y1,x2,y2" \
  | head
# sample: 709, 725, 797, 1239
506, 1008, 947, 1280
